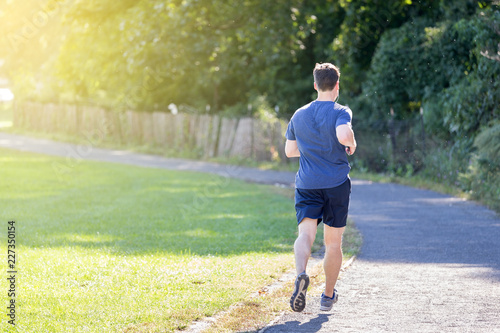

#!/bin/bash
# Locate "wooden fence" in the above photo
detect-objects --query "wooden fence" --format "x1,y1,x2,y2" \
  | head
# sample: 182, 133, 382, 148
13, 102, 288, 162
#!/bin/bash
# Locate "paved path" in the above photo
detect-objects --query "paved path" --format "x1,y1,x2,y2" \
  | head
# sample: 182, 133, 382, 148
263, 180, 500, 333
0, 132, 294, 186
2, 132, 500, 332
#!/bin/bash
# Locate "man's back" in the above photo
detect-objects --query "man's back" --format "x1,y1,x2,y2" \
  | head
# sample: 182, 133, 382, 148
286, 100, 352, 189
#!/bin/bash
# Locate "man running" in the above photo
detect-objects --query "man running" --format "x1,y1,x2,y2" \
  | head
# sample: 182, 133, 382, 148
285, 62, 356, 312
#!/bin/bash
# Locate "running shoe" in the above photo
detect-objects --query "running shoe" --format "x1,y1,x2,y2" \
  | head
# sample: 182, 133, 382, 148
320, 289, 338, 311
290, 272, 309, 312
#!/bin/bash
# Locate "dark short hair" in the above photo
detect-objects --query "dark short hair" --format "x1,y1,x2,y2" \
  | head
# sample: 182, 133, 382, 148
313, 63, 340, 91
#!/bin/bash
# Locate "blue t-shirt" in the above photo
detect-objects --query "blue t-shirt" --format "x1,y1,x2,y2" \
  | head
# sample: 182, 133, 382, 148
285, 101, 352, 189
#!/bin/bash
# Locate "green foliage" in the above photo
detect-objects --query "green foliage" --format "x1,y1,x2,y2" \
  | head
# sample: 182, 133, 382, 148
0, 0, 70, 102
331, 0, 439, 97
362, 16, 475, 123
419, 139, 473, 189
349, 130, 391, 173
1, 1, 498, 209
461, 122, 500, 210
54, 0, 324, 112
351, 4, 499, 211
430, 8, 500, 138
267, 0, 346, 118
439, 0, 490, 20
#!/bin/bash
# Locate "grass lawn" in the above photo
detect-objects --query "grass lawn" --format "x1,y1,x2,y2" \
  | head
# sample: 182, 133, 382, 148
0, 148, 302, 332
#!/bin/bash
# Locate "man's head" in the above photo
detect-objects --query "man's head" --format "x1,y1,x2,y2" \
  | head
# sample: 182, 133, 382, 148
313, 63, 340, 92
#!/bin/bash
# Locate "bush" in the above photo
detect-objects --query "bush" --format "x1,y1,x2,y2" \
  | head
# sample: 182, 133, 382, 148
427, 9, 500, 139
419, 138, 473, 189
350, 129, 391, 173
461, 122, 500, 211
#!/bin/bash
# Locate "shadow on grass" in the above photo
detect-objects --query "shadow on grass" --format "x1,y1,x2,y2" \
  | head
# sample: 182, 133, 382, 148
9, 183, 296, 256
37, 227, 295, 256
13, 195, 296, 256
2, 151, 296, 256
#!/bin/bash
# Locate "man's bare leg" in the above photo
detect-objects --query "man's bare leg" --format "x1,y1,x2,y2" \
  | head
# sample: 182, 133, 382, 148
294, 218, 318, 275
323, 225, 345, 298
290, 217, 318, 312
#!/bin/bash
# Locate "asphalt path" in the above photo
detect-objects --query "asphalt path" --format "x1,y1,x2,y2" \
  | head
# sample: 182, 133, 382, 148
1, 132, 499, 332
263, 180, 500, 333
0, 132, 294, 186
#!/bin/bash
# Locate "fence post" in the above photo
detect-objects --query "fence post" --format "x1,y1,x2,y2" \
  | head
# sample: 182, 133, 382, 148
10, 102, 292, 164
420, 107, 426, 155
388, 107, 397, 166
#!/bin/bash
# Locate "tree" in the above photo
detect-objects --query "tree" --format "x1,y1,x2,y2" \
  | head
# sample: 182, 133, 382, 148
54, 0, 322, 114
330, 0, 439, 99
0, 0, 71, 100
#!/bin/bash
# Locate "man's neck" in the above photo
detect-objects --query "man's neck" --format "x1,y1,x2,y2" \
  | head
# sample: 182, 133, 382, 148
316, 90, 338, 102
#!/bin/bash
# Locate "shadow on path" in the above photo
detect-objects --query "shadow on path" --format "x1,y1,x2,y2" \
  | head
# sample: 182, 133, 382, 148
262, 314, 331, 333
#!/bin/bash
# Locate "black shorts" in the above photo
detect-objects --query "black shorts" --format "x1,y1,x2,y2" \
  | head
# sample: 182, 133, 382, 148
294, 178, 351, 228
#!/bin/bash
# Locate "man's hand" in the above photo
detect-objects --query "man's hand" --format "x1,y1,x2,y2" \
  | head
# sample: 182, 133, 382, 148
345, 146, 356, 155
336, 124, 356, 155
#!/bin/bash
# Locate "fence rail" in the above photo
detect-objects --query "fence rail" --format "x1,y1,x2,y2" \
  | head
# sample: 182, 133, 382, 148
13, 102, 287, 162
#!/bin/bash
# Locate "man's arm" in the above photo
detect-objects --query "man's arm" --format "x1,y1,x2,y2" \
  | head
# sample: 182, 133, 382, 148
336, 124, 357, 155
285, 139, 300, 158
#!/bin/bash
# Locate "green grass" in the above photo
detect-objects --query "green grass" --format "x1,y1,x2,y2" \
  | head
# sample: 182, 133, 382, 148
0, 148, 302, 332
